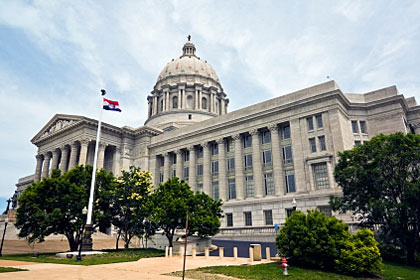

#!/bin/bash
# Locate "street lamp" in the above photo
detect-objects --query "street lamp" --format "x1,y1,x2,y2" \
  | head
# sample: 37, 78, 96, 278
292, 198, 297, 212
76, 207, 88, 262
0, 198, 12, 257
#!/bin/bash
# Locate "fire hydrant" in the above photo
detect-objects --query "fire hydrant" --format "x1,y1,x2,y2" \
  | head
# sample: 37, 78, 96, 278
281, 257, 289, 275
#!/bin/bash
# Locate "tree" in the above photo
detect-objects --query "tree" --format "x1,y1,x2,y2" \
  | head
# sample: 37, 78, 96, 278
149, 177, 222, 247
16, 165, 116, 251
331, 132, 420, 265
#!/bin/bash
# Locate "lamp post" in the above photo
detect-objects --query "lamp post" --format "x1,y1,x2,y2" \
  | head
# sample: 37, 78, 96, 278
76, 207, 88, 262
0, 198, 12, 257
292, 198, 297, 212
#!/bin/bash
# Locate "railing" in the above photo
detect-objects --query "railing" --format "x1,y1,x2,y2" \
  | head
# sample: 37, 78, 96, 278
218, 226, 282, 236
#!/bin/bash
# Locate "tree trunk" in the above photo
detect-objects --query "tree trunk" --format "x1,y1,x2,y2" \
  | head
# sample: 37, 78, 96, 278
116, 230, 121, 250
66, 233, 78, 251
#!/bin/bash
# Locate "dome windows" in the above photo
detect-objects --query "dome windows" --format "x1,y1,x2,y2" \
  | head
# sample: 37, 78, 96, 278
173, 96, 178, 109
202, 97, 207, 110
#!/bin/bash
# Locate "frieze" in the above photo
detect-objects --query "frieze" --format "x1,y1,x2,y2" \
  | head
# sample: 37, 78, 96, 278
41, 120, 77, 138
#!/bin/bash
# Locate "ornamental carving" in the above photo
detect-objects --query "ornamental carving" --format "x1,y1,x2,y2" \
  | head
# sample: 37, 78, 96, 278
41, 119, 77, 138
249, 129, 259, 136
232, 134, 241, 141
216, 138, 225, 144
268, 123, 279, 131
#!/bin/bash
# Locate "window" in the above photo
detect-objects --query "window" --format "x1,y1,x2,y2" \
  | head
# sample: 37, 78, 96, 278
244, 135, 252, 148
226, 139, 234, 152
285, 170, 296, 193
197, 183, 203, 192
197, 164, 203, 176
286, 208, 295, 218
313, 162, 329, 189
262, 149, 272, 167
318, 206, 332, 218
282, 125, 291, 139
212, 181, 219, 200
227, 157, 235, 174
360, 121, 367, 134
173, 96, 178, 109
172, 154, 177, 164
202, 97, 207, 109
184, 150, 190, 162
228, 179, 236, 200
160, 99, 163, 112
264, 173, 274, 195
316, 115, 323, 128
197, 147, 203, 158
318, 136, 326, 151
354, 140, 361, 147
211, 143, 218, 155
244, 211, 252, 226
211, 160, 219, 175
159, 172, 164, 183
282, 145, 293, 164
245, 176, 254, 198
262, 131, 271, 144
309, 138, 317, 153
351, 120, 358, 133
183, 167, 189, 179
244, 154, 253, 170
307, 117, 314, 130
226, 213, 233, 227
160, 157, 165, 167
264, 210, 273, 225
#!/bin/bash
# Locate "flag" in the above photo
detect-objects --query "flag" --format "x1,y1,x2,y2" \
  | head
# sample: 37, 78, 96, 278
103, 98, 121, 112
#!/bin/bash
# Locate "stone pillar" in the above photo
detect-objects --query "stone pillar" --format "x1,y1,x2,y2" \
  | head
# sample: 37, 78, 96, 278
150, 155, 159, 187
34, 154, 43, 182
202, 142, 211, 195
198, 91, 202, 110
220, 98, 225, 115
112, 147, 122, 176
188, 146, 197, 191
217, 138, 227, 201
195, 90, 198, 109
153, 95, 158, 115
148, 101, 152, 117
163, 152, 170, 182
163, 92, 166, 111
41, 153, 51, 178
68, 143, 79, 170
269, 124, 284, 196
233, 134, 244, 200
290, 118, 305, 192
175, 150, 183, 179
182, 89, 186, 110
79, 139, 89, 166
59, 146, 70, 172
97, 143, 106, 170
50, 149, 60, 176
178, 89, 181, 109
251, 129, 263, 198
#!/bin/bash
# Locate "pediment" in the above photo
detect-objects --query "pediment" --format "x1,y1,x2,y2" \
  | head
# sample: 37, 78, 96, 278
32, 114, 84, 144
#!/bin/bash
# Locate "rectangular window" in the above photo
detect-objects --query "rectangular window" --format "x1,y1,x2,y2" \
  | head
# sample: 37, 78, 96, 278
354, 140, 361, 147
359, 121, 367, 134
282, 145, 293, 164
316, 114, 323, 128
197, 147, 203, 158
184, 150, 190, 162
226, 213, 233, 227
226, 139, 234, 152
262, 131, 271, 144
172, 155, 177, 165
318, 136, 326, 151
318, 206, 332, 218
212, 143, 218, 155
286, 208, 295, 218
309, 137, 317, 153
282, 125, 291, 139
197, 183, 203, 192
244, 135, 252, 148
197, 164, 203, 176
245, 176, 254, 198
244, 154, 253, 170
262, 149, 272, 167
264, 173, 274, 195
228, 179, 236, 200
211, 160, 219, 175
244, 211, 252, 226
227, 157, 235, 174
285, 170, 296, 193
183, 167, 189, 179
264, 210, 273, 225
159, 172, 164, 183
307, 117, 314, 131
313, 162, 329, 189
212, 181, 219, 200
351, 120, 358, 133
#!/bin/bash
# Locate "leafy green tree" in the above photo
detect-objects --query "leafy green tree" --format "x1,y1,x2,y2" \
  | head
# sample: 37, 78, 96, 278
331, 132, 420, 265
149, 177, 223, 247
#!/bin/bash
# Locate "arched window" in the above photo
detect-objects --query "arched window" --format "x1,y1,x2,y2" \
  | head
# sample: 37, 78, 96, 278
173, 96, 178, 109
202, 97, 207, 110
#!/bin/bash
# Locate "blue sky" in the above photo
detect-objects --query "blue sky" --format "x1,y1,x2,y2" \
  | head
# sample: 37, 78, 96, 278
1, 0, 420, 209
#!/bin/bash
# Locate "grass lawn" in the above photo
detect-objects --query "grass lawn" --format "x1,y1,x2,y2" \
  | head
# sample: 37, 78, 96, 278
0, 267, 28, 273
0, 248, 164, 266
170, 262, 420, 280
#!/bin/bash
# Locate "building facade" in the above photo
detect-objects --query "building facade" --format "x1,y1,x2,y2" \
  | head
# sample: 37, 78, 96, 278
15, 40, 420, 240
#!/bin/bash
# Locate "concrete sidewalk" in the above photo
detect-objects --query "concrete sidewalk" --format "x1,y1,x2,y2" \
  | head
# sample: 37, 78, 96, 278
0, 256, 269, 280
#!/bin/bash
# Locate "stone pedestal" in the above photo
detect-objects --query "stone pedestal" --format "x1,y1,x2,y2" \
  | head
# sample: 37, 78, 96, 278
81, 224, 93, 251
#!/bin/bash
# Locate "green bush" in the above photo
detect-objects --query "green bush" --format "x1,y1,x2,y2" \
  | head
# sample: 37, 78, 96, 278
335, 228, 382, 275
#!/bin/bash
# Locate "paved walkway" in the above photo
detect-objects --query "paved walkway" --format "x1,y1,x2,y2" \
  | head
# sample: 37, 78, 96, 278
0, 256, 270, 280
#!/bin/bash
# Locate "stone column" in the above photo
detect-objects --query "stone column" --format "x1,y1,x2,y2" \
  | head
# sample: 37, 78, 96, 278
188, 146, 197, 191
178, 90, 181, 109
220, 98, 225, 115
68, 143, 79, 170
148, 101, 152, 117
151, 155, 159, 187
163, 152, 170, 182
153, 95, 158, 115
60, 146, 70, 172
166, 92, 170, 110
217, 138, 227, 201
163, 92, 166, 111
175, 150, 183, 179
250, 129, 263, 198
290, 118, 305, 193
195, 90, 198, 109
34, 154, 43, 182
182, 89, 186, 110
112, 147, 122, 176
50, 149, 60, 176
97, 143, 106, 170
233, 134, 244, 200
199, 91, 202, 110
202, 142, 211, 195
79, 139, 89, 166
269, 124, 284, 196
41, 153, 51, 178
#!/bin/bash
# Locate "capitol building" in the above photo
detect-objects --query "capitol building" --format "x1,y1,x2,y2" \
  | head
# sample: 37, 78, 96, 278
15, 40, 420, 240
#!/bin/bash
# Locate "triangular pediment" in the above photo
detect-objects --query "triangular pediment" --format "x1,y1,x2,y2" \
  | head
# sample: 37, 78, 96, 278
31, 114, 84, 144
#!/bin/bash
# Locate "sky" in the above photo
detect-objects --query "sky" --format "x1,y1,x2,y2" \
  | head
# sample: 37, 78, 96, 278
1, 0, 420, 209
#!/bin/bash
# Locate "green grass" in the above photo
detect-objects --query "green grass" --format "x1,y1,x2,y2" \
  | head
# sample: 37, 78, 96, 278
176, 262, 420, 280
0, 248, 164, 266
0, 267, 28, 273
